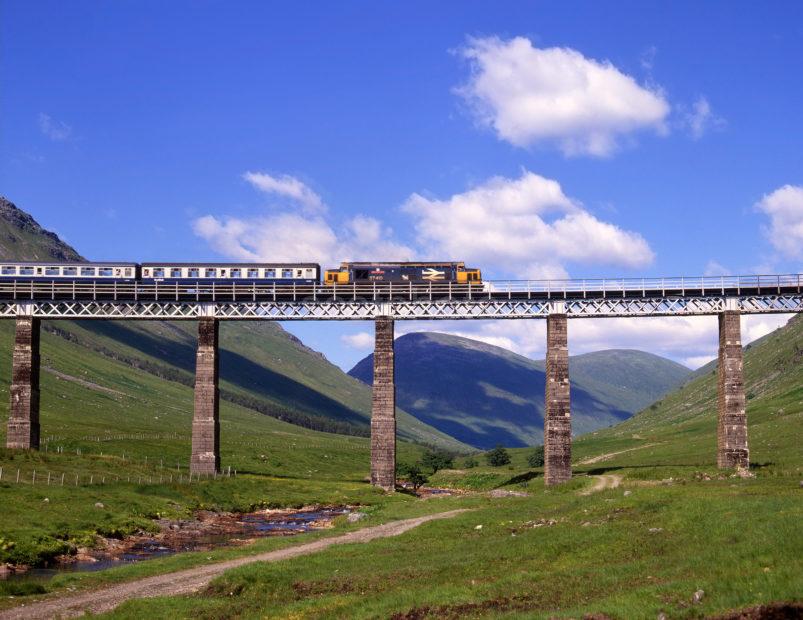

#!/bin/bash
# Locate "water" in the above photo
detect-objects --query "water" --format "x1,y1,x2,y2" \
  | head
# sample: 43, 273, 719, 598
3, 507, 350, 583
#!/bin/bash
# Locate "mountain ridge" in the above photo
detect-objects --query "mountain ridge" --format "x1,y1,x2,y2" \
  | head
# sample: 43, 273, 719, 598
349, 331, 691, 449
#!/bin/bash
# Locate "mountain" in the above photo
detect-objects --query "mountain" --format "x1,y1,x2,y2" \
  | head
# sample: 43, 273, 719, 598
576, 313, 802, 468
348, 332, 691, 449
0, 196, 469, 452
0, 197, 83, 261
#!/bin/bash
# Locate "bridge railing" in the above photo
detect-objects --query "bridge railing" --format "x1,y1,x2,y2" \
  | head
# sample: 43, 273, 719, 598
0, 274, 798, 302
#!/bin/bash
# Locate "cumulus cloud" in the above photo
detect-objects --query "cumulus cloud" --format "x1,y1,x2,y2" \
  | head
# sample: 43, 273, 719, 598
38, 113, 72, 141
403, 170, 654, 278
243, 171, 325, 214
755, 185, 803, 259
456, 36, 670, 156
340, 332, 375, 350
704, 260, 731, 277
398, 313, 794, 370
193, 213, 413, 266
682, 96, 726, 140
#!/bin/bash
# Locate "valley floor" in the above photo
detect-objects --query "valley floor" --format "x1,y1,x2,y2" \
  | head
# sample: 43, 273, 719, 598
0, 463, 800, 620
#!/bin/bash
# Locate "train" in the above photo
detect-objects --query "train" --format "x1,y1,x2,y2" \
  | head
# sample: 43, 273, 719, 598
0, 261, 482, 285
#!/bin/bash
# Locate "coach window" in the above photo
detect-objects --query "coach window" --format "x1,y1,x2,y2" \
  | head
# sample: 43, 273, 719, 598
230, 268, 241, 278
247, 268, 259, 278
63, 267, 77, 276
99, 268, 113, 277
266, 269, 276, 278
205, 268, 216, 278
126, 268, 134, 277
45, 267, 60, 276
282, 269, 293, 278
153, 268, 165, 278
81, 267, 96, 277
188, 268, 200, 278
20, 267, 35, 276
170, 268, 182, 278
1, 266, 16, 275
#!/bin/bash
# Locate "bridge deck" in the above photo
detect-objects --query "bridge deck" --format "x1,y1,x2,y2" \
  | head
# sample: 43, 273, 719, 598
0, 274, 799, 303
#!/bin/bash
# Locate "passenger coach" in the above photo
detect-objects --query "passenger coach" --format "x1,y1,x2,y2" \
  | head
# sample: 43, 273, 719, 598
140, 263, 321, 284
0, 261, 138, 281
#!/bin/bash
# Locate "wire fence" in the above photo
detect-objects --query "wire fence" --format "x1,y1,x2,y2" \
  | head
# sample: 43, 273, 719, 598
0, 465, 237, 487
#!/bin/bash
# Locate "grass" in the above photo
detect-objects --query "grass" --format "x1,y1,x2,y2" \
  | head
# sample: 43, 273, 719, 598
99, 476, 802, 619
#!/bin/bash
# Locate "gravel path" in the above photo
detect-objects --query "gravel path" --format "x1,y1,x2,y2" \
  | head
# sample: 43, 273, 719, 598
1, 509, 469, 619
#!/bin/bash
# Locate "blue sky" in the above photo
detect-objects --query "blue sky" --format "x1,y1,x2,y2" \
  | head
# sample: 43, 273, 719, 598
2, 1, 802, 370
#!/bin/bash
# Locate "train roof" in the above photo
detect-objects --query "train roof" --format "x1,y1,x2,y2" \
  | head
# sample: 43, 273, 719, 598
339, 261, 466, 268
0, 261, 138, 266
140, 262, 321, 268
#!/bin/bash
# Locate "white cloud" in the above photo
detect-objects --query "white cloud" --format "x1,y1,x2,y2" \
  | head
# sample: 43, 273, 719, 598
456, 36, 670, 156
704, 260, 731, 277
755, 185, 803, 259
682, 96, 725, 140
403, 170, 653, 278
243, 171, 325, 214
38, 113, 72, 141
397, 313, 794, 370
193, 212, 413, 266
340, 332, 374, 350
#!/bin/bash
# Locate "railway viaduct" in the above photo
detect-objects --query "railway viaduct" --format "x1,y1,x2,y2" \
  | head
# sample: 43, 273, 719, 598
3, 275, 802, 489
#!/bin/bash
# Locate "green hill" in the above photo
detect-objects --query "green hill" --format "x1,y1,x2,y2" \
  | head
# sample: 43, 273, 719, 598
0, 196, 467, 451
349, 332, 690, 449
573, 313, 803, 470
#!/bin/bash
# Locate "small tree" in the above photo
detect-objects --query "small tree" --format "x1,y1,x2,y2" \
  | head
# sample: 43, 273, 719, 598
421, 450, 454, 474
528, 445, 545, 468
397, 462, 428, 491
463, 456, 479, 469
485, 445, 511, 467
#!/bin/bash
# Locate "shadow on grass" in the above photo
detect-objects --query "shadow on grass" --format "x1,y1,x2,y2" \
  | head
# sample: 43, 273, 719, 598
496, 470, 541, 488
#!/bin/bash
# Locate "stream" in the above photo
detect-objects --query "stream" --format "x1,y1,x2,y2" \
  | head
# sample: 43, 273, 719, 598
2, 506, 351, 583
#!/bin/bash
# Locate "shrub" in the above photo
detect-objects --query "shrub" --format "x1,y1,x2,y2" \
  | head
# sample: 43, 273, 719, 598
485, 445, 511, 467
528, 445, 545, 468
421, 450, 454, 474
463, 456, 478, 469
396, 463, 428, 491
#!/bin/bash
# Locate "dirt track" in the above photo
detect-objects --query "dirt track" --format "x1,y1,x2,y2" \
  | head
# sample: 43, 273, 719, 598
1, 509, 469, 620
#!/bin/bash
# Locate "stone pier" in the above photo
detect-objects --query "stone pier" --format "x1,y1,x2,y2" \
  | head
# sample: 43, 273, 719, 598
6, 316, 41, 450
717, 309, 749, 468
544, 311, 571, 485
371, 316, 396, 491
191, 317, 220, 475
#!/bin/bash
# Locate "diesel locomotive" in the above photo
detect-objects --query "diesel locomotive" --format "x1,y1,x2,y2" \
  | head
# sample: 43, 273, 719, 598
323, 262, 481, 285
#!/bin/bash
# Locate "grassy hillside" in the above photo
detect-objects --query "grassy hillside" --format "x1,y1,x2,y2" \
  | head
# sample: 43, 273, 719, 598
571, 313, 802, 471
0, 197, 82, 262
349, 332, 690, 449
